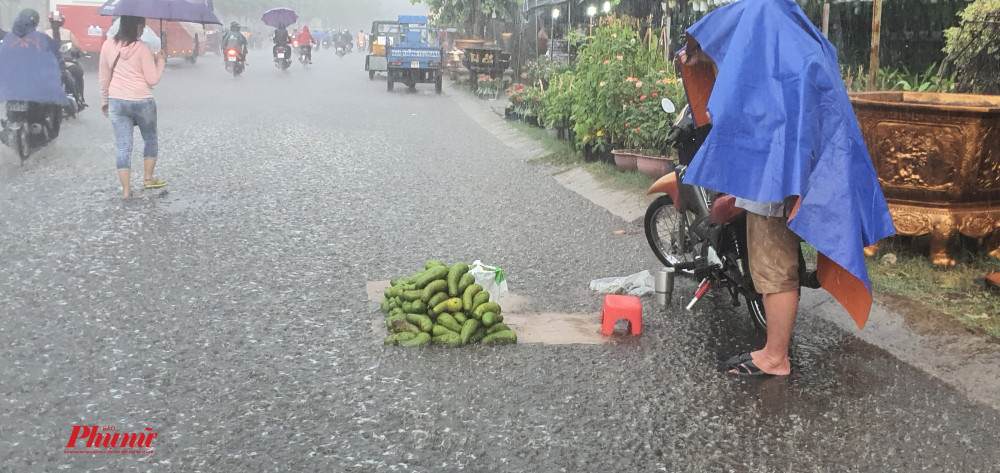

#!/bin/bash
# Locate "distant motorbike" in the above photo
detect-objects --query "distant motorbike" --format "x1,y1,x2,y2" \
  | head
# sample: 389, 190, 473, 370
1, 101, 62, 161
59, 43, 87, 119
298, 45, 310, 66
335, 42, 346, 58
224, 47, 245, 77
274, 44, 291, 70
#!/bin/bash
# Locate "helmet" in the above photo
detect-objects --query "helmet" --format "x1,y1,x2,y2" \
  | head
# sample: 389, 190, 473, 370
19, 8, 40, 27
50, 10, 65, 24
230, 21, 240, 31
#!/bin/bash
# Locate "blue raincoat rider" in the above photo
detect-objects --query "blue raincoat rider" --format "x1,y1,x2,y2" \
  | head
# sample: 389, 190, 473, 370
0, 10, 69, 108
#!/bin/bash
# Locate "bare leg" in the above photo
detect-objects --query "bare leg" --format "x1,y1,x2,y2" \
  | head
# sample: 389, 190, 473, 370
118, 169, 131, 198
732, 290, 798, 375
143, 158, 156, 183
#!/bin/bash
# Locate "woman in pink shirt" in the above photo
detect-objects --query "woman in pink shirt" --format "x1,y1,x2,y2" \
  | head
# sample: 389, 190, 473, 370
99, 15, 166, 198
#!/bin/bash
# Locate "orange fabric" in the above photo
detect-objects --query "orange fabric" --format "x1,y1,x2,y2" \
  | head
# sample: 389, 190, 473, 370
817, 252, 873, 329
678, 33, 717, 127
296, 26, 312, 44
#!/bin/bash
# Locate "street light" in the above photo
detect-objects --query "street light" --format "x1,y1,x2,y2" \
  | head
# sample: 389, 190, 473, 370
603, 1, 611, 14
587, 5, 597, 35
551, 7, 559, 51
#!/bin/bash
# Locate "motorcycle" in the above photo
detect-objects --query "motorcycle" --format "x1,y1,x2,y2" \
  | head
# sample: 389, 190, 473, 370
1, 101, 62, 161
224, 47, 245, 77
297, 44, 311, 66
643, 98, 818, 331
335, 42, 346, 58
59, 44, 87, 118
273, 44, 291, 70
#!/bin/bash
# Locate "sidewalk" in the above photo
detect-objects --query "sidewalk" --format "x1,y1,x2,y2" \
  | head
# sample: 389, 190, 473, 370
446, 78, 1000, 412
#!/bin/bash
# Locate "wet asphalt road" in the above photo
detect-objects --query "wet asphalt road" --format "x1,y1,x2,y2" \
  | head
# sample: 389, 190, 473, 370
2, 50, 1000, 472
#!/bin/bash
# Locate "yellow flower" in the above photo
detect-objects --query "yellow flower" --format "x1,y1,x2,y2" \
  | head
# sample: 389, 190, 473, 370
596, 130, 604, 137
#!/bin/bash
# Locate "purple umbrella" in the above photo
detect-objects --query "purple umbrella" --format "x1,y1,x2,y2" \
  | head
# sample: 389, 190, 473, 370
261, 8, 297, 28
97, 0, 222, 25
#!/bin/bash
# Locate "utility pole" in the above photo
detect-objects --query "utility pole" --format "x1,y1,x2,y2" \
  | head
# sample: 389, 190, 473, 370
868, 0, 882, 91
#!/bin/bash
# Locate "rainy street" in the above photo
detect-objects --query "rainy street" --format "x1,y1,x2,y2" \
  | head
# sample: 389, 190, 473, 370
2, 49, 1000, 472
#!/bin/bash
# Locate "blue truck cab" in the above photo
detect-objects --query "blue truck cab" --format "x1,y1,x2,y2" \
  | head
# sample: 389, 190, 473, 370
385, 15, 443, 94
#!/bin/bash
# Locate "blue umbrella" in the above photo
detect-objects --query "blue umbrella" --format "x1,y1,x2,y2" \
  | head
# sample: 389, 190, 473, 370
97, 0, 222, 25
261, 8, 297, 28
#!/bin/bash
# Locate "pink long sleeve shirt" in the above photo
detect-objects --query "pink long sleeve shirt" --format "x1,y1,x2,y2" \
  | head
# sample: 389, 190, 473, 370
99, 39, 165, 106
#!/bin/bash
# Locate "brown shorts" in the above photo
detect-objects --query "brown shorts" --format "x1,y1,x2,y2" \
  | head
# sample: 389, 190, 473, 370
746, 212, 801, 294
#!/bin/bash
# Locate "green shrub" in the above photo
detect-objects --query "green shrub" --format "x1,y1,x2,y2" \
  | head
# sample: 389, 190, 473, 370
941, 0, 1000, 94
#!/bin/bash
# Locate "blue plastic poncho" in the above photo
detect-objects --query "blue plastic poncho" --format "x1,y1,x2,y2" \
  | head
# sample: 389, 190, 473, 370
684, 0, 896, 328
0, 14, 69, 105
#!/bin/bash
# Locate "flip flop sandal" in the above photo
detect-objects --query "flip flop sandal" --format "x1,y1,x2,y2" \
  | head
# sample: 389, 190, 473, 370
143, 179, 167, 189
729, 360, 774, 377
721, 352, 753, 367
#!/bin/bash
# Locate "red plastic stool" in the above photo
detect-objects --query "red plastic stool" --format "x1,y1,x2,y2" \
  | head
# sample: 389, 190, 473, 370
600, 294, 642, 335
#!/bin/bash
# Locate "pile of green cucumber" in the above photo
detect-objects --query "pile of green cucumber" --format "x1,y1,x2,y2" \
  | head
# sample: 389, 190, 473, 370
381, 260, 517, 346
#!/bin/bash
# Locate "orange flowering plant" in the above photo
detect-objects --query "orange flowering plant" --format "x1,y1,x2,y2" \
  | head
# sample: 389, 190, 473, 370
620, 69, 686, 154
568, 18, 687, 152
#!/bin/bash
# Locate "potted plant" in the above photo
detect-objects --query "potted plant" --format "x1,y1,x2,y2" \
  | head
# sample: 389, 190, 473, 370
539, 71, 575, 139
622, 70, 686, 177
475, 75, 504, 99
569, 19, 676, 164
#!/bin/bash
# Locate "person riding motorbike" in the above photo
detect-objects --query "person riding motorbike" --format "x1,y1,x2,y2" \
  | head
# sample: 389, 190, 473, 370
272, 24, 291, 61
295, 25, 316, 64
220, 21, 248, 66
0, 10, 69, 149
357, 29, 366, 50
46, 10, 86, 108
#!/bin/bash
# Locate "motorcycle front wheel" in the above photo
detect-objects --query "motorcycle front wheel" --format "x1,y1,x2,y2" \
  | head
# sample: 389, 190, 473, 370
644, 195, 696, 268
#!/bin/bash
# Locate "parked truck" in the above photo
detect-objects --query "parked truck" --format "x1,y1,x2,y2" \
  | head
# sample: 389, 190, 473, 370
385, 15, 443, 94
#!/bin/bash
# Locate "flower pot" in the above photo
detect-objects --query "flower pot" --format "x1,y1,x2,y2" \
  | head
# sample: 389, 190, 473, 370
612, 149, 638, 172
635, 153, 675, 179
583, 145, 614, 164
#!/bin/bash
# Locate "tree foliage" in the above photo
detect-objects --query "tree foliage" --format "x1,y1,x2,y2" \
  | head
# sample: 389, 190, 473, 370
941, 0, 1000, 94
416, 0, 522, 34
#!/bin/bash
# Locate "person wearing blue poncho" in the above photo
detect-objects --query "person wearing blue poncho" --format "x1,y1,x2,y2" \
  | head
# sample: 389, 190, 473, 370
0, 10, 67, 106
680, 0, 896, 376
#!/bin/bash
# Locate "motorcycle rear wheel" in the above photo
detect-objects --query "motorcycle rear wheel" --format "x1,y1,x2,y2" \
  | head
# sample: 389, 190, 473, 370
644, 195, 696, 268
15, 127, 30, 161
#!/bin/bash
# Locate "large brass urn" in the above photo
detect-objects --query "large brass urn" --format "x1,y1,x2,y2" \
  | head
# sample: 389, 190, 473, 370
850, 92, 1000, 265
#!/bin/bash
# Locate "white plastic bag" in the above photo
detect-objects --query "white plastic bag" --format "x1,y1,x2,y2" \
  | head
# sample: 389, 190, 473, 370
589, 270, 654, 296
470, 260, 509, 301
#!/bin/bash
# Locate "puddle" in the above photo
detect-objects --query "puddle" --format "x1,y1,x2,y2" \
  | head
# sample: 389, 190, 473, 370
366, 280, 606, 345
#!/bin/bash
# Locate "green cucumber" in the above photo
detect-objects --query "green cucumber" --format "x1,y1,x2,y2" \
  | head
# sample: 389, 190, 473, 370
399, 332, 431, 346
471, 292, 490, 310
482, 330, 517, 344
462, 284, 483, 311
436, 313, 464, 333
413, 266, 449, 289
384, 332, 417, 345
460, 319, 481, 345
422, 280, 448, 303
447, 262, 469, 296
486, 322, 511, 334
457, 273, 476, 296
473, 302, 502, 317
406, 313, 433, 333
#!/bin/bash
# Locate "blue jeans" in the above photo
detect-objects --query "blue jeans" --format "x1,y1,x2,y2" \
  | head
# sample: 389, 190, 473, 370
109, 98, 158, 170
